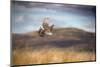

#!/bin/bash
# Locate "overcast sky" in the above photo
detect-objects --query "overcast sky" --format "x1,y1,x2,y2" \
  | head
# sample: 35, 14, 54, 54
11, 1, 96, 33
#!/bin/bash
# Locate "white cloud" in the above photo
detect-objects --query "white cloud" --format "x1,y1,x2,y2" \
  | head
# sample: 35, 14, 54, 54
15, 15, 24, 22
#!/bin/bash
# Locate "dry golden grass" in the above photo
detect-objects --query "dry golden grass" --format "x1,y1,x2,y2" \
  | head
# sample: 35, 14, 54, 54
12, 47, 95, 65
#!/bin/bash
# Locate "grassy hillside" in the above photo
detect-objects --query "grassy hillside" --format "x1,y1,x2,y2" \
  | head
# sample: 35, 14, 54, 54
12, 27, 96, 66
13, 27, 95, 39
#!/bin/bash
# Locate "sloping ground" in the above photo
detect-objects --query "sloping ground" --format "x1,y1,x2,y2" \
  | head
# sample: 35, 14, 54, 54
12, 27, 96, 65
12, 27, 96, 51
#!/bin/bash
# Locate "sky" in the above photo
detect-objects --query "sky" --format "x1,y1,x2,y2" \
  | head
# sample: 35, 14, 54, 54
11, 1, 96, 33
